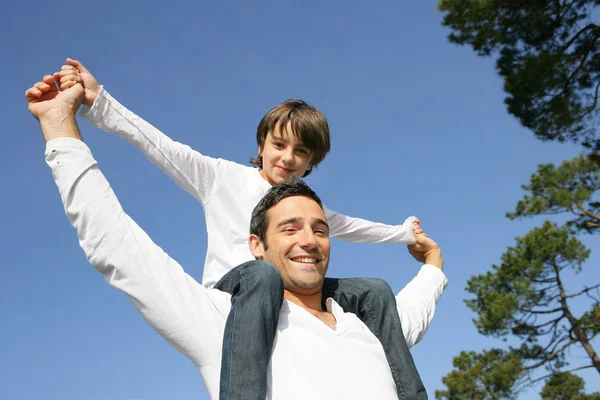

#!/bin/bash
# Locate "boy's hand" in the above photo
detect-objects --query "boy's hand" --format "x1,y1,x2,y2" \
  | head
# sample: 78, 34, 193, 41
55, 58, 100, 107
408, 232, 443, 270
412, 218, 424, 235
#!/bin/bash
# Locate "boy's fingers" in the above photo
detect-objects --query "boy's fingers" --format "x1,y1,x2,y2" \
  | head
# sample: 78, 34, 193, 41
67, 58, 91, 74
60, 73, 81, 84
59, 69, 78, 78
60, 80, 78, 90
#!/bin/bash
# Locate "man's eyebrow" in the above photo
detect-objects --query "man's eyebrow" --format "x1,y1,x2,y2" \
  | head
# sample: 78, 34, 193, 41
276, 217, 301, 228
313, 218, 330, 230
275, 217, 329, 230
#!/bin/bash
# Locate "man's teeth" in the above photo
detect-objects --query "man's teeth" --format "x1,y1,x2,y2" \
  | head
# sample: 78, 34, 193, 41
293, 257, 317, 263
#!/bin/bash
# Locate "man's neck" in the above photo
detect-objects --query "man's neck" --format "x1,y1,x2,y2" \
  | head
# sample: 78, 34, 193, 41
284, 289, 338, 330
283, 290, 323, 312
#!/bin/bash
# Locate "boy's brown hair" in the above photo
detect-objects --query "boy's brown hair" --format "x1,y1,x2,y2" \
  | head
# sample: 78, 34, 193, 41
250, 99, 331, 177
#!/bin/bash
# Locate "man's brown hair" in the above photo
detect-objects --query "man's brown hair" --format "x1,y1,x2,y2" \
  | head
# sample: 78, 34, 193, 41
250, 99, 331, 177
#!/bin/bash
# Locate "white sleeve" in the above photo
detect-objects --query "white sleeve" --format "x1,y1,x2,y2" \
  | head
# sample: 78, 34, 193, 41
324, 206, 417, 244
45, 138, 230, 367
396, 265, 448, 348
79, 87, 225, 204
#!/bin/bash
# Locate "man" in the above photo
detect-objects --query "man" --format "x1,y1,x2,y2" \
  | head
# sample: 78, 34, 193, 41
26, 77, 447, 399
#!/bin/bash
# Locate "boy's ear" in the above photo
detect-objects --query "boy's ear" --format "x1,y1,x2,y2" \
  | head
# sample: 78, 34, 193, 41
258, 145, 263, 157
248, 234, 265, 259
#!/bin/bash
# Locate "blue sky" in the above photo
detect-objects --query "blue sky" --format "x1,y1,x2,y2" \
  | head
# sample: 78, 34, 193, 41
2, 1, 599, 399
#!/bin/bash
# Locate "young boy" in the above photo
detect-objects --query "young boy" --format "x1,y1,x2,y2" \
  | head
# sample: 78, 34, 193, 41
56, 59, 431, 400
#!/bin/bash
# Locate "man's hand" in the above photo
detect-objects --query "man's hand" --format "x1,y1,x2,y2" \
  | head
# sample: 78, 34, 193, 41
55, 58, 100, 107
408, 232, 443, 270
26, 75, 84, 120
26, 75, 85, 142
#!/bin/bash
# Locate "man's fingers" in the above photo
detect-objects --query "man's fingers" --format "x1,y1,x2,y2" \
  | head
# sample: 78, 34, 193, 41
66, 58, 91, 74
34, 81, 50, 91
25, 86, 42, 101
53, 72, 63, 85
42, 74, 56, 86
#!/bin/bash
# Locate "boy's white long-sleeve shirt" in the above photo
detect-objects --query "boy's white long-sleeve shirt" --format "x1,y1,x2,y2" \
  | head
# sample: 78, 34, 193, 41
45, 138, 448, 399
80, 88, 418, 287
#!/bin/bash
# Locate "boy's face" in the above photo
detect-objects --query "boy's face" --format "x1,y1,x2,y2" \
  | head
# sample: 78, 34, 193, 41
258, 122, 313, 185
249, 195, 330, 295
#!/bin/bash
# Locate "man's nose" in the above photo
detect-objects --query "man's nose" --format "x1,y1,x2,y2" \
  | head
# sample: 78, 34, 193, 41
298, 227, 318, 249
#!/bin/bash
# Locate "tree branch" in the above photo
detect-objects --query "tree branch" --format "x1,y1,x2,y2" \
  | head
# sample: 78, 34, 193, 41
565, 283, 600, 299
561, 23, 599, 52
529, 364, 595, 384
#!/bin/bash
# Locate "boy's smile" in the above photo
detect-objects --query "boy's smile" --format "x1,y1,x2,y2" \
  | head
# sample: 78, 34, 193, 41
258, 122, 312, 186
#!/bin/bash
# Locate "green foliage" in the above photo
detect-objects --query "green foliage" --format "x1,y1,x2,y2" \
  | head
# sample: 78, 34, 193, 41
438, 204, 599, 398
507, 154, 600, 233
580, 302, 600, 337
541, 372, 600, 400
437, 2, 600, 397
437, 0, 600, 149
466, 221, 589, 337
435, 349, 522, 400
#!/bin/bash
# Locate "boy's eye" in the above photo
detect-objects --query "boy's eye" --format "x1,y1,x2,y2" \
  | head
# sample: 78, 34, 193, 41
273, 142, 285, 149
296, 148, 309, 155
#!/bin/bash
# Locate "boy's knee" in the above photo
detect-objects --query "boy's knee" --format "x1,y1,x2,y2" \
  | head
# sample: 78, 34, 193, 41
242, 260, 283, 289
362, 278, 394, 298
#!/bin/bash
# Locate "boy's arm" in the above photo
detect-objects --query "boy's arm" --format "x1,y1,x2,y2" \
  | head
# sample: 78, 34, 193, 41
324, 206, 417, 244
46, 137, 229, 366
60, 59, 224, 204
80, 87, 225, 203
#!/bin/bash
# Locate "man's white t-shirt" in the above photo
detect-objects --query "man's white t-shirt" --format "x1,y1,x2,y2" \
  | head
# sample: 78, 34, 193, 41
46, 139, 448, 399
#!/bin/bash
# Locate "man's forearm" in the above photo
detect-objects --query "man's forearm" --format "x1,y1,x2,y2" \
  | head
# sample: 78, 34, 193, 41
424, 248, 443, 270
39, 109, 82, 143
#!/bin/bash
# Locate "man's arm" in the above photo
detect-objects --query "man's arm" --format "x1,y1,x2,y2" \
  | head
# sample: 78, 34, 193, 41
27, 79, 229, 366
58, 59, 225, 204
46, 138, 230, 366
397, 235, 447, 348
324, 206, 417, 244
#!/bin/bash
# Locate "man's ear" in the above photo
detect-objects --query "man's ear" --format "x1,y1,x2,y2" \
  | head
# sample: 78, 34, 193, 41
248, 234, 265, 259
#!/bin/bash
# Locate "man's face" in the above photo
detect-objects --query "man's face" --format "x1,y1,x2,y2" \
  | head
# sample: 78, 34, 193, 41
258, 122, 313, 185
250, 196, 330, 295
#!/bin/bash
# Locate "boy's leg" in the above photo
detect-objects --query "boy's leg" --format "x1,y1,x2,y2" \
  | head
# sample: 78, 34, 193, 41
322, 277, 427, 400
214, 260, 284, 400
